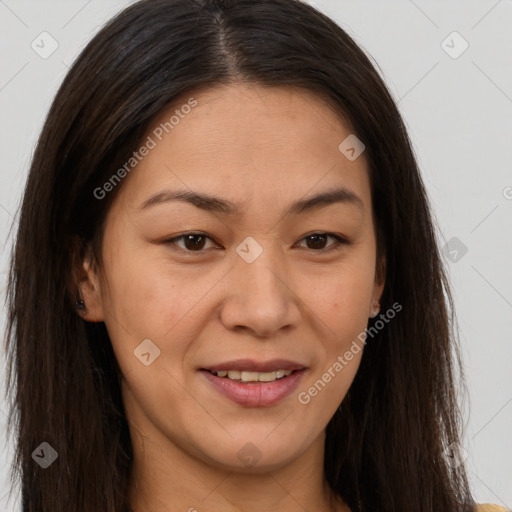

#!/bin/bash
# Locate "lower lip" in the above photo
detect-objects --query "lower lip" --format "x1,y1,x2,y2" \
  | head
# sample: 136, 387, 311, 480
201, 369, 306, 407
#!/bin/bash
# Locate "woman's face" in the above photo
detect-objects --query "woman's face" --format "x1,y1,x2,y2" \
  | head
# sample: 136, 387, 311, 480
82, 83, 384, 472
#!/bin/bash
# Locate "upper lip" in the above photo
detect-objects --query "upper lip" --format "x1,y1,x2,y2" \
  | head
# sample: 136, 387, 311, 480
201, 359, 306, 373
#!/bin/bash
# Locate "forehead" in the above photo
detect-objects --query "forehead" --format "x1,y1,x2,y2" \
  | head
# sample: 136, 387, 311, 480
114, 83, 371, 216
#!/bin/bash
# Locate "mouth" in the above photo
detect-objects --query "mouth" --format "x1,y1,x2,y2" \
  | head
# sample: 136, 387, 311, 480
199, 359, 307, 407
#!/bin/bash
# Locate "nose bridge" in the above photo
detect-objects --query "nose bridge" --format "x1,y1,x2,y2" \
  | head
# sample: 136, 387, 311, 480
220, 236, 300, 335
236, 237, 289, 302
239, 254, 283, 296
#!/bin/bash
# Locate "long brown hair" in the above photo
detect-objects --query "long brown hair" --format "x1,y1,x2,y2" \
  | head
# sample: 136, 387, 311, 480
4, 0, 476, 510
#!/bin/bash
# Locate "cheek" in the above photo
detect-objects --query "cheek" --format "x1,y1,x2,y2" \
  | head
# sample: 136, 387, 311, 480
102, 245, 208, 334
298, 265, 373, 405
99, 246, 232, 385
299, 262, 374, 334
297, 278, 369, 417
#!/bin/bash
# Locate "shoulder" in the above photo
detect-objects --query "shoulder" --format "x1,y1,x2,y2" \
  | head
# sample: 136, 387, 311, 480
475, 504, 510, 512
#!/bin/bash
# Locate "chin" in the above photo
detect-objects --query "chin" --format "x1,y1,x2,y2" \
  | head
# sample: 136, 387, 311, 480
193, 432, 311, 473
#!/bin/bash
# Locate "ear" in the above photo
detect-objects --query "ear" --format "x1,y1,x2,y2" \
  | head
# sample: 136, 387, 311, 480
370, 253, 386, 316
73, 243, 105, 322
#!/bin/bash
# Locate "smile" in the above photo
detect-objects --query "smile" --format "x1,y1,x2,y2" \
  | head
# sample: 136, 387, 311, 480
200, 368, 307, 407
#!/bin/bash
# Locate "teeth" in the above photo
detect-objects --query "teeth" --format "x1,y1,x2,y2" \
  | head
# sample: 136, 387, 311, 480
211, 369, 293, 382
240, 371, 259, 382
257, 371, 278, 382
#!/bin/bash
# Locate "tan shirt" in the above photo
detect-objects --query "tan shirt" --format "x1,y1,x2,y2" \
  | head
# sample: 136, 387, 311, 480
476, 504, 510, 512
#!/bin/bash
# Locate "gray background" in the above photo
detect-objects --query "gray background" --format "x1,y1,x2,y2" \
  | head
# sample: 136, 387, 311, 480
1, 1, 511, 510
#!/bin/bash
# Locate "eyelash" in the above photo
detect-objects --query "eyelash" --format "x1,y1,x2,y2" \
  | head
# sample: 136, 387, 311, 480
162, 232, 352, 255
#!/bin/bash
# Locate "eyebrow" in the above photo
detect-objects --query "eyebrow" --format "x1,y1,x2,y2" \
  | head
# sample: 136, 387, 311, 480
139, 186, 364, 216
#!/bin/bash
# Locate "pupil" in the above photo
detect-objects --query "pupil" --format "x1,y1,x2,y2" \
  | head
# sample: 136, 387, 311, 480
185, 235, 205, 250
308, 234, 327, 249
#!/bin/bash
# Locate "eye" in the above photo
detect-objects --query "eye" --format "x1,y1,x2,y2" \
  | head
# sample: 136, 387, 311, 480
296, 232, 351, 253
164, 232, 218, 252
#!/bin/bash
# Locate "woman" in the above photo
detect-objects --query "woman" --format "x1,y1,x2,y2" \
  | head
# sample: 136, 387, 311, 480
3, 0, 506, 511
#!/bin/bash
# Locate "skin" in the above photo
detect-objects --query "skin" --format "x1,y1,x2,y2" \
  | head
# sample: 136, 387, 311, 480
78, 83, 385, 512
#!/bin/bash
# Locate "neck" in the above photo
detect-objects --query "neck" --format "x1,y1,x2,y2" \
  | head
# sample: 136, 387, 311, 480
127, 420, 349, 512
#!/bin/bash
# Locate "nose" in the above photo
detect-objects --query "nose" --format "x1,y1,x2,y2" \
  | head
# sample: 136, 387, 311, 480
219, 246, 301, 338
